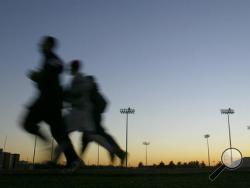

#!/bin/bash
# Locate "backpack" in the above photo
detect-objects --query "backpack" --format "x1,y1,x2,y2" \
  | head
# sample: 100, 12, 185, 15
93, 90, 107, 113
87, 76, 108, 113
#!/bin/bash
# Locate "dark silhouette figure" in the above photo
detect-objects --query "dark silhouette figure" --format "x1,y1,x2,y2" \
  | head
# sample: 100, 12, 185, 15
21, 36, 81, 170
81, 75, 126, 164
64, 60, 126, 165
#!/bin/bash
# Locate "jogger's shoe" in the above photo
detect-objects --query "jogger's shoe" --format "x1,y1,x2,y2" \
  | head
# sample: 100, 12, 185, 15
67, 159, 84, 173
109, 152, 115, 164
119, 151, 127, 166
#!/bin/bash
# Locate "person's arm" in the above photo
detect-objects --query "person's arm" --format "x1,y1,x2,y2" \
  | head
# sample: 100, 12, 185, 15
27, 69, 43, 83
47, 57, 63, 74
27, 69, 44, 90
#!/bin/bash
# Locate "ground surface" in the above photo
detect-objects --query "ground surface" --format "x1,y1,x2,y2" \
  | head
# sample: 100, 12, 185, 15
0, 168, 250, 188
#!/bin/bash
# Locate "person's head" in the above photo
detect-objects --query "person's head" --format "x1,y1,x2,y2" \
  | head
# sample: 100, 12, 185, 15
70, 60, 82, 75
40, 36, 57, 54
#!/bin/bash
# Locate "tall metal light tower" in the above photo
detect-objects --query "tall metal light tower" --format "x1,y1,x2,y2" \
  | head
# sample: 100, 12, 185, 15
143, 141, 150, 166
221, 108, 234, 148
120, 107, 135, 167
3, 136, 7, 152
204, 134, 211, 167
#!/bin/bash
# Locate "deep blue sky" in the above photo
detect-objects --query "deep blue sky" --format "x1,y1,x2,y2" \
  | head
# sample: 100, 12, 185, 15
1, 0, 250, 165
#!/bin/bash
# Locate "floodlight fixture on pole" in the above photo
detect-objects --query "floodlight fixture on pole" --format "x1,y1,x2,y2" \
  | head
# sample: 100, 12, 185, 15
204, 134, 211, 167
220, 108, 234, 148
143, 141, 150, 166
120, 107, 135, 167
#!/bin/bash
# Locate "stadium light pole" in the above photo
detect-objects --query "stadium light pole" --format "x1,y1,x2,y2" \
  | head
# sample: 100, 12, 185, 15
221, 108, 234, 164
32, 136, 37, 167
204, 134, 211, 167
143, 141, 150, 166
220, 108, 234, 148
3, 135, 7, 152
120, 107, 135, 167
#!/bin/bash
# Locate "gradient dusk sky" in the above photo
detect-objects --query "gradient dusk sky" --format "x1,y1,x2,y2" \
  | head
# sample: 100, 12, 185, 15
1, 0, 250, 166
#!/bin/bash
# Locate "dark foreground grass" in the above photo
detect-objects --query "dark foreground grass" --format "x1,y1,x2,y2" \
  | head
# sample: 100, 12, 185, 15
1, 170, 250, 188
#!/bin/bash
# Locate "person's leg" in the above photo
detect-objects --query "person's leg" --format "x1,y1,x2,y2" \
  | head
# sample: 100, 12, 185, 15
45, 111, 79, 166
83, 132, 117, 163
21, 105, 48, 142
99, 130, 126, 163
84, 133, 115, 153
100, 131, 122, 152
92, 113, 116, 160
95, 114, 126, 162
81, 133, 91, 156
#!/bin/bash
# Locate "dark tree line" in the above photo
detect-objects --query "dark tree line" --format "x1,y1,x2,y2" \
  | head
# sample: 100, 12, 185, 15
138, 160, 209, 168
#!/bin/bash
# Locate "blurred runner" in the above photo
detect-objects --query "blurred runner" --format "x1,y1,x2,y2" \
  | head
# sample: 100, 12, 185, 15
21, 36, 81, 171
63, 60, 126, 165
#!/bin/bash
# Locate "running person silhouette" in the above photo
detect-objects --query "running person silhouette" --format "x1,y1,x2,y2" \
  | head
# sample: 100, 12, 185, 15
63, 60, 126, 165
21, 36, 81, 170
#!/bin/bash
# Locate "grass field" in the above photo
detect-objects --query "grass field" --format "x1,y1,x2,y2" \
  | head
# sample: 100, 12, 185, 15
1, 168, 250, 188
